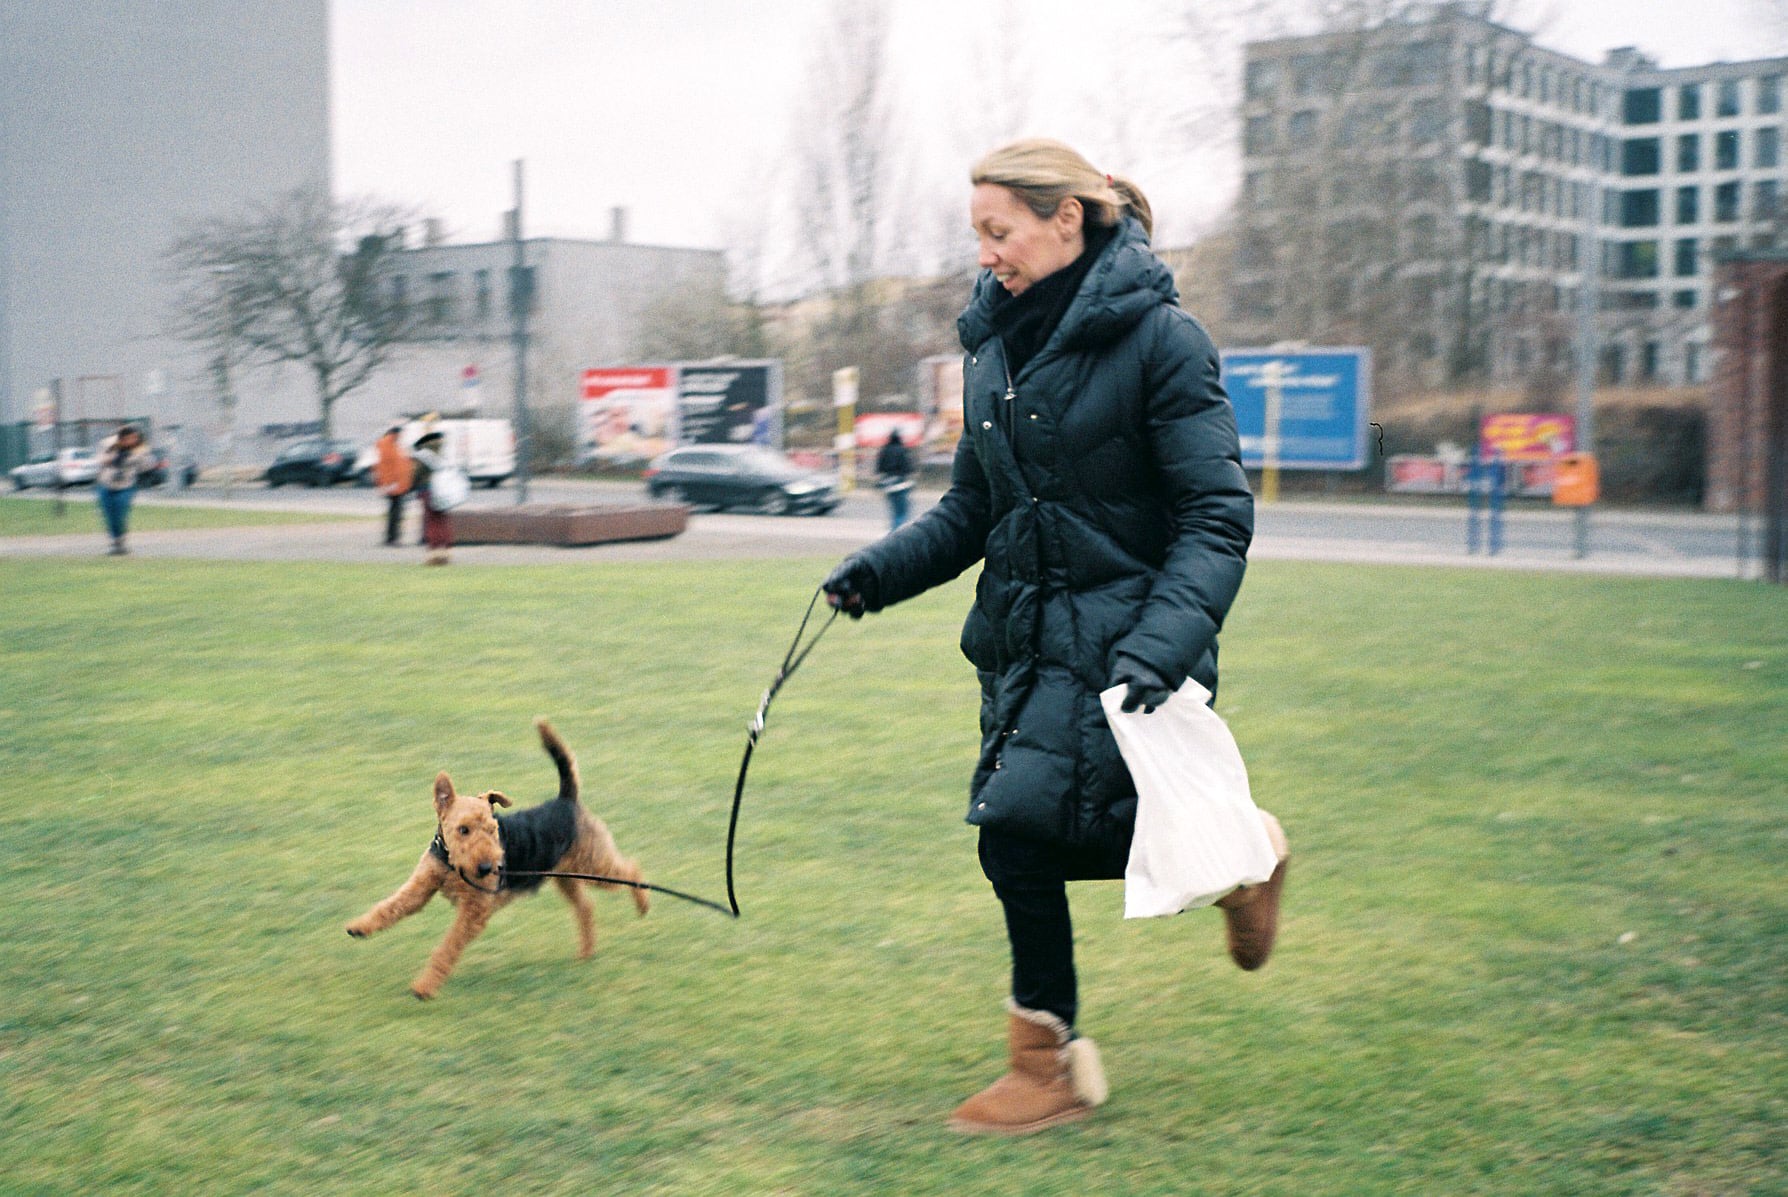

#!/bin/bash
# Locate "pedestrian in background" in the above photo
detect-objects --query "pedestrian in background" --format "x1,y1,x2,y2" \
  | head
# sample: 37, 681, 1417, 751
95, 423, 150, 556
822, 138, 1277, 1135
372, 424, 414, 547
874, 427, 915, 530
410, 429, 455, 566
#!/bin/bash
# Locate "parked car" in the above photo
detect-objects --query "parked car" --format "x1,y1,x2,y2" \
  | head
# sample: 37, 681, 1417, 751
643, 444, 839, 515
9, 447, 99, 490
263, 439, 359, 487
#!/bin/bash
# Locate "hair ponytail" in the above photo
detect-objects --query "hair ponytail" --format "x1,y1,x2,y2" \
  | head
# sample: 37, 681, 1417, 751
970, 139, 1154, 241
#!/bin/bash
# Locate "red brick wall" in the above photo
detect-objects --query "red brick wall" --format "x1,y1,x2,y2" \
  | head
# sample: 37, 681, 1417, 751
1706, 255, 1788, 513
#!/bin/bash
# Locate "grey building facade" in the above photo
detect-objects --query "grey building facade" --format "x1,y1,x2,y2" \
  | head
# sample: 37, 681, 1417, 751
1232, 2, 1787, 388
332, 228, 728, 449
0, 1, 331, 432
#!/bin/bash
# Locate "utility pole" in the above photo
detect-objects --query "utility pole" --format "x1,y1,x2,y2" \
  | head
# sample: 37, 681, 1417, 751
1571, 135, 1604, 558
510, 159, 531, 506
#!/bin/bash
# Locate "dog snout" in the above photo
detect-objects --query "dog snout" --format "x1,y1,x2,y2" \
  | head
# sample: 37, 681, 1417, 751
476, 862, 498, 878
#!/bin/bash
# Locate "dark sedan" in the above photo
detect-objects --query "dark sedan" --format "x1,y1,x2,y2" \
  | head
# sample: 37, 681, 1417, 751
264, 438, 359, 487
644, 445, 839, 515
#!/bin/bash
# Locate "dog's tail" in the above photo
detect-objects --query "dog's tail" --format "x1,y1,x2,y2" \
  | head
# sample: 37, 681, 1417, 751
535, 718, 580, 804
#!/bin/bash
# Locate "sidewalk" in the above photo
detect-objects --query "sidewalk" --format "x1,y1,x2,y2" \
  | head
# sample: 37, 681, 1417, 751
0, 487, 1758, 579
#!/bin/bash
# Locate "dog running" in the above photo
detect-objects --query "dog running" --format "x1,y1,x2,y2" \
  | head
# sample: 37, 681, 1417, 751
346, 718, 649, 999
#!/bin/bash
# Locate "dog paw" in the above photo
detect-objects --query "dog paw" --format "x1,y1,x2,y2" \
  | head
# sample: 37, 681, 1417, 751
346, 926, 367, 938
411, 986, 435, 1001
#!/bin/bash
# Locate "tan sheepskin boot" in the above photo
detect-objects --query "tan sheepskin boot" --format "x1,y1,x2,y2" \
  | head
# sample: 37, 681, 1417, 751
1216, 810, 1290, 971
947, 1000, 1109, 1136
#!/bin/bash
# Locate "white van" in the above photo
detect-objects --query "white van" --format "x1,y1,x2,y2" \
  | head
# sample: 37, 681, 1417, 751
357, 418, 515, 488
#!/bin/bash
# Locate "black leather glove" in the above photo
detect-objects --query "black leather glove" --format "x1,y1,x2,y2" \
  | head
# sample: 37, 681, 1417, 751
821, 556, 878, 619
1112, 656, 1172, 714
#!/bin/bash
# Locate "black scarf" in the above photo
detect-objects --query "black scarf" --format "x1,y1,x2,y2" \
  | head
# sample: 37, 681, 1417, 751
986, 221, 1116, 378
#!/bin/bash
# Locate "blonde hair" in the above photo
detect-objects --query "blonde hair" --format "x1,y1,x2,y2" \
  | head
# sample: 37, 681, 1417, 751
970, 138, 1153, 240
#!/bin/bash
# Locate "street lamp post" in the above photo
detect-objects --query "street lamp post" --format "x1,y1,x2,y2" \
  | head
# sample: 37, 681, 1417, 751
209, 265, 240, 501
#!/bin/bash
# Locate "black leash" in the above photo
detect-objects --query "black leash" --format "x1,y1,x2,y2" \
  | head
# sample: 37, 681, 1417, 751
726, 587, 838, 916
453, 587, 839, 920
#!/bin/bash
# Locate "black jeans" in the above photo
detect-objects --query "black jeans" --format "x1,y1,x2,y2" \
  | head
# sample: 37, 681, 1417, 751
977, 825, 1132, 1029
383, 492, 407, 545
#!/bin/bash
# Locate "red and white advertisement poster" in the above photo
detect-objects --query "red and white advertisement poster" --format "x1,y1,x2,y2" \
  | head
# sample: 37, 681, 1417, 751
579, 367, 676, 463
1478, 413, 1576, 462
1385, 455, 1463, 494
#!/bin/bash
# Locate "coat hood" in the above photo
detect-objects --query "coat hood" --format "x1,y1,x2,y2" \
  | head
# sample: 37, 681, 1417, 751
957, 217, 1176, 356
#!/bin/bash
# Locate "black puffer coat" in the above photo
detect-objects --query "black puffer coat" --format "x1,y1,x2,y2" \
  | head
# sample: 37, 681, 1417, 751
851, 217, 1252, 850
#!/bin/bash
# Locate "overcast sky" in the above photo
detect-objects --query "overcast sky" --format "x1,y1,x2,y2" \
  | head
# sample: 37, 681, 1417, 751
331, 0, 1784, 262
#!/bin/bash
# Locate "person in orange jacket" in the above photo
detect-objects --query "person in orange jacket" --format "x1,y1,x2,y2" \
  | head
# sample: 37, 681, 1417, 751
372, 424, 414, 547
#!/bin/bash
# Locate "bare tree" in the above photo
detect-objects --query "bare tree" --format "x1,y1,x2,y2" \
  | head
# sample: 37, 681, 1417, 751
166, 187, 420, 441
791, 0, 897, 295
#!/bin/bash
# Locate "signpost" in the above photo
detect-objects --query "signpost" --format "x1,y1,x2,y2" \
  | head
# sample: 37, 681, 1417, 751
833, 367, 859, 492
1221, 348, 1371, 490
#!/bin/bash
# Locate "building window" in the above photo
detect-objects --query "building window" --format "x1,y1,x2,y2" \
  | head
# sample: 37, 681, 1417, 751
1760, 75, 1782, 115
1291, 52, 1332, 96
1758, 127, 1780, 169
426, 271, 455, 324
1465, 101, 1492, 146
1717, 78, 1741, 116
1715, 129, 1740, 170
1674, 238, 1698, 276
1759, 179, 1782, 221
1677, 133, 1700, 173
1622, 87, 1662, 124
1674, 289, 1699, 310
1677, 185, 1700, 223
1715, 181, 1741, 221
1641, 341, 1660, 382
1685, 342, 1703, 381
1410, 101, 1447, 144
473, 269, 492, 320
1617, 241, 1660, 279
1679, 83, 1701, 120
1466, 159, 1492, 201
1287, 110, 1318, 146
389, 274, 408, 309
1620, 190, 1661, 227
1244, 115, 1276, 155
1621, 138, 1661, 175
1244, 58, 1280, 101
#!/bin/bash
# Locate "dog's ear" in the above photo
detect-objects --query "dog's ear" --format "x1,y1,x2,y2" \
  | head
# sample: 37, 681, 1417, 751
433, 772, 456, 818
485, 790, 512, 809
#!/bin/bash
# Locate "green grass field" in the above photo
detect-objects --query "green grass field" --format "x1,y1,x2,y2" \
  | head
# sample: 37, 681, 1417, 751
0, 495, 354, 537
1, 556, 1782, 1195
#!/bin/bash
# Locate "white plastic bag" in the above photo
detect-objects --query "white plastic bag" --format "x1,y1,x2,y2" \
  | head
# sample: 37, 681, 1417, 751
1100, 679, 1279, 919
428, 464, 471, 511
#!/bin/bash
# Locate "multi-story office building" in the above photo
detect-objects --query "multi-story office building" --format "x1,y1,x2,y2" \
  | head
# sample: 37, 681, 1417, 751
1231, 2, 1787, 388
0, 2, 330, 432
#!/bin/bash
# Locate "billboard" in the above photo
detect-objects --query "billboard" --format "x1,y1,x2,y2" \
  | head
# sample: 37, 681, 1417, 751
1221, 348, 1371, 470
579, 367, 676, 463
1478, 413, 1576, 461
677, 361, 782, 446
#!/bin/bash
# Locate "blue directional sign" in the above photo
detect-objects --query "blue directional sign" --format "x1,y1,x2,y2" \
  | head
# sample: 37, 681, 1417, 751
1221, 347, 1372, 471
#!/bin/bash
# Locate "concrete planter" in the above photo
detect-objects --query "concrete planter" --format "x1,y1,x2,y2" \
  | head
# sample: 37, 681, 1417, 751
452, 502, 688, 546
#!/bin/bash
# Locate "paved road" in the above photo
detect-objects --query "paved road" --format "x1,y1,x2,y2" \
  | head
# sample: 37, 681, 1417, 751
0, 477, 1762, 579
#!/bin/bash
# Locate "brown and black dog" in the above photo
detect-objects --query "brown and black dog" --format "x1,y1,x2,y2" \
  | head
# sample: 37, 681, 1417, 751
347, 719, 649, 998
